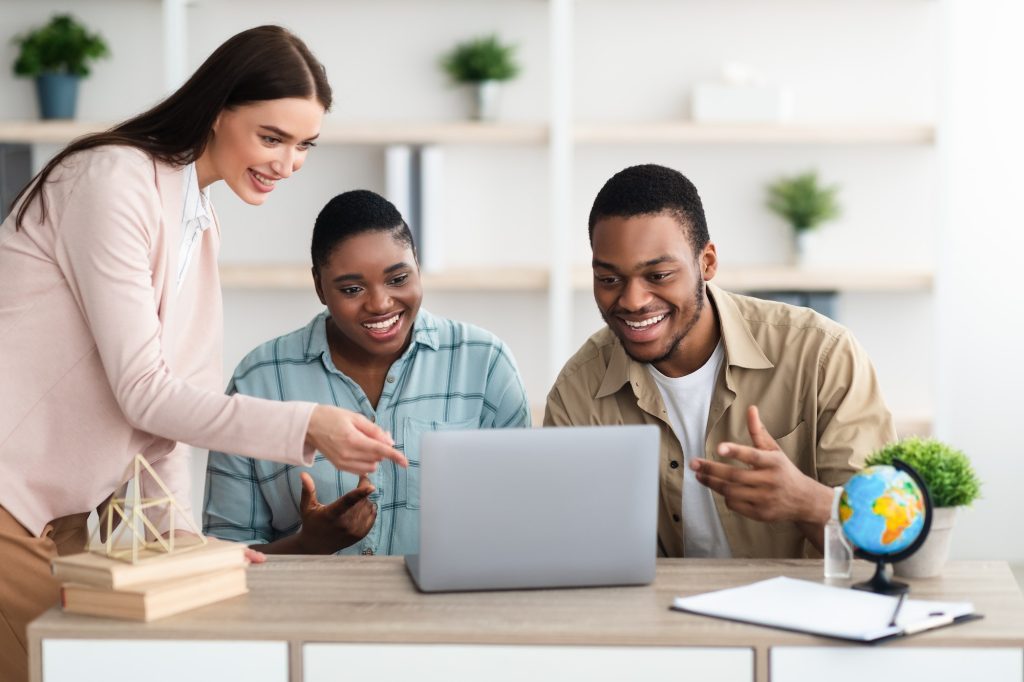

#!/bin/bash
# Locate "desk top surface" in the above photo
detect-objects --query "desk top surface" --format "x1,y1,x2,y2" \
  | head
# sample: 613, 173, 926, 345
29, 558, 1024, 648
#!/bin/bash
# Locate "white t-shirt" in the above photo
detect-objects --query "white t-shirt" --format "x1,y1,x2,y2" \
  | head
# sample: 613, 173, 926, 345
647, 341, 733, 558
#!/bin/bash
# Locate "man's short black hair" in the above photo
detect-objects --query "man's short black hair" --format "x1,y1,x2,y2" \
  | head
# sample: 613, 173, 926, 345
587, 164, 710, 252
311, 190, 415, 270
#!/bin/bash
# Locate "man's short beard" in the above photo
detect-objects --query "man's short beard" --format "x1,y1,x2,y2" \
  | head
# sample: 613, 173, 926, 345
613, 272, 706, 366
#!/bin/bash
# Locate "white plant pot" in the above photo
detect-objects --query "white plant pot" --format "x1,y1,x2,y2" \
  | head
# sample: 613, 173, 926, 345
470, 80, 501, 121
792, 229, 813, 265
894, 506, 958, 579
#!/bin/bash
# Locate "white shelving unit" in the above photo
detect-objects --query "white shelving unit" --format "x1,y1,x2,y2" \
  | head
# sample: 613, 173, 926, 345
0, 0, 940, 433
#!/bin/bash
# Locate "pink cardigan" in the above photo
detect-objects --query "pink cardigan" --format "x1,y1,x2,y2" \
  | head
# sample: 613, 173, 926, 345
0, 146, 316, 537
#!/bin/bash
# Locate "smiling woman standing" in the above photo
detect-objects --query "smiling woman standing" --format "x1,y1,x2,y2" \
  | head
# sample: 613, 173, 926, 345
0, 26, 405, 681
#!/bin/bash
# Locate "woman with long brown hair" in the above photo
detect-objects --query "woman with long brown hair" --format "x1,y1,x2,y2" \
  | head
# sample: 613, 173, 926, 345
0, 25, 406, 681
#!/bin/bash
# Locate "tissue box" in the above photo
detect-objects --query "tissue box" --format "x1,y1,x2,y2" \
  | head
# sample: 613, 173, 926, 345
691, 83, 793, 123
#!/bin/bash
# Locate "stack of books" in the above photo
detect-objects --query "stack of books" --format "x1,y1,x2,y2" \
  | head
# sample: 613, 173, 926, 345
51, 537, 249, 622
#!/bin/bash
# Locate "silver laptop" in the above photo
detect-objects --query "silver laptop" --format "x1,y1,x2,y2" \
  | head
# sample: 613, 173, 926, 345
405, 425, 659, 592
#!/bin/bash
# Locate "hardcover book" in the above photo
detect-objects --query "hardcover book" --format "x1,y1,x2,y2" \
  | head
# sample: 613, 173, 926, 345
52, 537, 247, 589
60, 566, 248, 622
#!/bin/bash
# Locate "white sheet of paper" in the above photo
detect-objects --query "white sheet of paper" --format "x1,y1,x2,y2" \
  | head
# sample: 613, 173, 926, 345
672, 576, 974, 642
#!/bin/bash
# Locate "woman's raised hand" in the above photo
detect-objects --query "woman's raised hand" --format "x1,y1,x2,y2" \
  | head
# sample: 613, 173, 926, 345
305, 405, 408, 475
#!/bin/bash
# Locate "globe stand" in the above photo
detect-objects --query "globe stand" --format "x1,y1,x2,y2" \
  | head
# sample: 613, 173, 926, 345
853, 560, 908, 595
843, 458, 932, 596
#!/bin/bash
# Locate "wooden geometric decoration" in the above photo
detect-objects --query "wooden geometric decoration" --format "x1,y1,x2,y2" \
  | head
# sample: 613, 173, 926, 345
91, 454, 207, 564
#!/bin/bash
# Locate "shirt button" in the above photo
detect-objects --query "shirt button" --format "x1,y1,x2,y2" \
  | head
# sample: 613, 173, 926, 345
361, 547, 375, 556
673, 514, 681, 523
670, 460, 680, 469
369, 415, 376, 423
386, 376, 396, 384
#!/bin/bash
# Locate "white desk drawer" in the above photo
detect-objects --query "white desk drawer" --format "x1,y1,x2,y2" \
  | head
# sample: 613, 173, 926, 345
771, 646, 1024, 682
304, 644, 753, 682
42, 639, 288, 682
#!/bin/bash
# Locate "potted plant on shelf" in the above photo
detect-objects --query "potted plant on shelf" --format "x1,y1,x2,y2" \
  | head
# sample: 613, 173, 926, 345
864, 437, 982, 578
765, 170, 840, 265
12, 14, 110, 120
440, 34, 520, 121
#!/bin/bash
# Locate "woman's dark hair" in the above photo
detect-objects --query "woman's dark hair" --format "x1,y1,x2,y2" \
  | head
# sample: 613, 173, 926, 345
312, 190, 416, 271
13, 25, 332, 230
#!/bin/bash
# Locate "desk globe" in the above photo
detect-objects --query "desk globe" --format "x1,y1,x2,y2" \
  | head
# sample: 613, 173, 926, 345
839, 459, 932, 594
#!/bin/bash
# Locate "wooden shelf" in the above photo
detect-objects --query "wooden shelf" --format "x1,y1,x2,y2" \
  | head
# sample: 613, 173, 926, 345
572, 265, 933, 293
0, 120, 935, 146
574, 122, 936, 145
220, 264, 932, 294
895, 414, 933, 438
708, 265, 934, 292
219, 264, 549, 292
0, 120, 548, 146
317, 121, 548, 145
0, 120, 109, 144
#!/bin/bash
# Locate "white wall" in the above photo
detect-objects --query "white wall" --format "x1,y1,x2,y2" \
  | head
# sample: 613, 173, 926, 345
10, 1, 1014, 561
936, 0, 1024, 562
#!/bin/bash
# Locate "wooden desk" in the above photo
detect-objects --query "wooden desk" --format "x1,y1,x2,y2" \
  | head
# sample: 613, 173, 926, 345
28, 558, 1024, 682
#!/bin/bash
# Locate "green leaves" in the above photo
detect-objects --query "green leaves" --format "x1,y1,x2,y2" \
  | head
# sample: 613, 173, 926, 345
12, 14, 110, 78
441, 34, 520, 83
765, 170, 841, 232
865, 437, 982, 508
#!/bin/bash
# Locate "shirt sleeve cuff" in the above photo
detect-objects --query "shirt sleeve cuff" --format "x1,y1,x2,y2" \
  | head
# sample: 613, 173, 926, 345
294, 401, 318, 467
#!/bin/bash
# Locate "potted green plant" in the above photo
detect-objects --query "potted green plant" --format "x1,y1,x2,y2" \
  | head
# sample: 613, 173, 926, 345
440, 34, 520, 121
864, 437, 982, 578
12, 14, 110, 120
765, 170, 840, 264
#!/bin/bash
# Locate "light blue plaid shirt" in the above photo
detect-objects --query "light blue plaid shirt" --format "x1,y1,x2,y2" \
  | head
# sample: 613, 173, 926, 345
203, 308, 530, 555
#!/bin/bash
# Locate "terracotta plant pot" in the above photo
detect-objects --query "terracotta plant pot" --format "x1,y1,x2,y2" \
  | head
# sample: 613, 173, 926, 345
894, 506, 957, 579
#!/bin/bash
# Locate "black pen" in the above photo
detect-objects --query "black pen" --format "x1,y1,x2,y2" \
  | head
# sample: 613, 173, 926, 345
888, 592, 907, 627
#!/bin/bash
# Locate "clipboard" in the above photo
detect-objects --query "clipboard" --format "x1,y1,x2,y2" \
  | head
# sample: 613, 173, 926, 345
671, 576, 982, 644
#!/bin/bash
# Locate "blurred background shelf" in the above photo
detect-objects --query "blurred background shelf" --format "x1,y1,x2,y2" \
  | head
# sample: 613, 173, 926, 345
573, 265, 934, 292
574, 122, 936, 145
219, 263, 934, 293
0, 121, 936, 146
219, 264, 551, 292
0, 120, 549, 146
0, 120, 110, 145
316, 121, 548, 145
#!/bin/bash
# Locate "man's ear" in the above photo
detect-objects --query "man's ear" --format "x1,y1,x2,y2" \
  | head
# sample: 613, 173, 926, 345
312, 267, 326, 305
700, 242, 718, 281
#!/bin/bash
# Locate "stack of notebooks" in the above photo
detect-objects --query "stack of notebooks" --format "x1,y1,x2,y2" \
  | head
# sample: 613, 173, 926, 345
51, 537, 249, 622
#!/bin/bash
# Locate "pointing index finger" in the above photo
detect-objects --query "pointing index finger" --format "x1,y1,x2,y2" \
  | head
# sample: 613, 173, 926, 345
355, 430, 409, 468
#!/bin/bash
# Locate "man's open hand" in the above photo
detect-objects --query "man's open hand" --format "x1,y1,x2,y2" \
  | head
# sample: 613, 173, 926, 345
691, 405, 831, 526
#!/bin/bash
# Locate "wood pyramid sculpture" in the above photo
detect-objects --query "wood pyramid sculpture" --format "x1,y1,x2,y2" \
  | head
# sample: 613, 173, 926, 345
91, 453, 207, 564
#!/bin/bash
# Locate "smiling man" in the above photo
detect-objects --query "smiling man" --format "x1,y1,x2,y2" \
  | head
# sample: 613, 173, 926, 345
204, 190, 530, 555
544, 164, 896, 559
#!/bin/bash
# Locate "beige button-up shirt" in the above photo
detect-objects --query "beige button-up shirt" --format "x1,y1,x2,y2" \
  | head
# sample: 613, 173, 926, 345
544, 284, 896, 558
